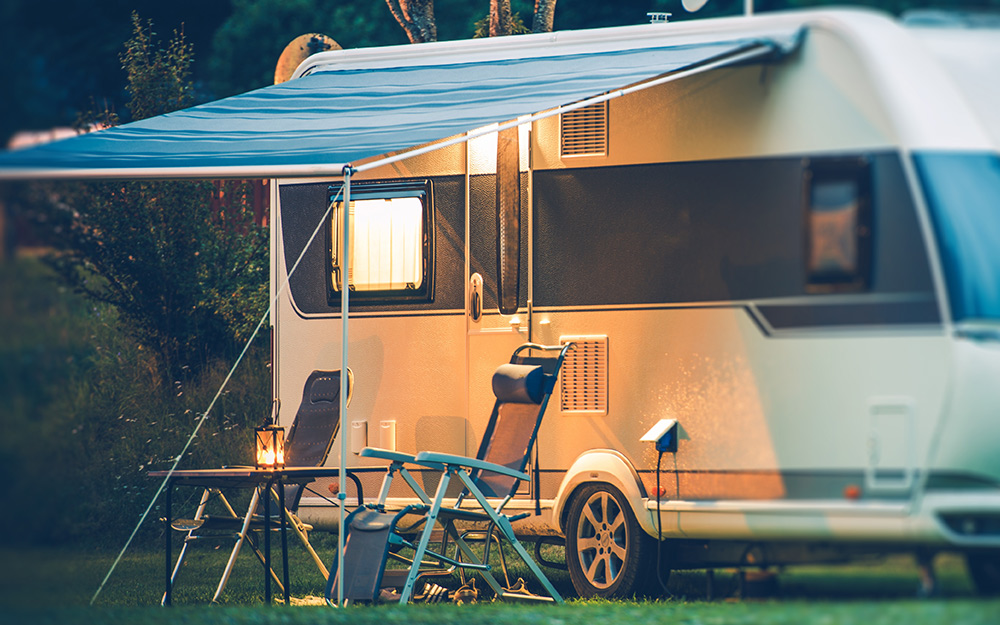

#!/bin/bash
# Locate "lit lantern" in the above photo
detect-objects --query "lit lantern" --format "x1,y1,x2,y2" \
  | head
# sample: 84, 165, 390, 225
255, 425, 285, 469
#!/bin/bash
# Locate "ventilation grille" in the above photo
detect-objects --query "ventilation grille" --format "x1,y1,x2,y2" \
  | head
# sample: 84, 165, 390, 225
560, 102, 608, 157
560, 336, 608, 415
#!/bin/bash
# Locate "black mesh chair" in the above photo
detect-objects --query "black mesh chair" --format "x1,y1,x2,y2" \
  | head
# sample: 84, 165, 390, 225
167, 369, 353, 604
326, 343, 570, 605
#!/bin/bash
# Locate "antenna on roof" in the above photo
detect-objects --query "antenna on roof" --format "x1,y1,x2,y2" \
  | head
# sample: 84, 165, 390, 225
274, 33, 341, 85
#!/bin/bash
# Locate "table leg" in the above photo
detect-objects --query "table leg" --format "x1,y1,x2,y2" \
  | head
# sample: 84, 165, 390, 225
164, 481, 172, 606
280, 480, 289, 604
263, 482, 271, 604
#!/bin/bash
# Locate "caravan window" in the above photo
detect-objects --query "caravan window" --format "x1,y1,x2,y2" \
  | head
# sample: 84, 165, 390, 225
803, 158, 872, 291
327, 180, 434, 303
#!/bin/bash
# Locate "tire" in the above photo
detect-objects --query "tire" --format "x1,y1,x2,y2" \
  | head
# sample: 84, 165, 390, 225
565, 483, 657, 598
967, 550, 1000, 596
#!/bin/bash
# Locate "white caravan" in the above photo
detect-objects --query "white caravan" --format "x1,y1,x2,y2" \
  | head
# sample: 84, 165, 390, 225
271, 8, 1000, 597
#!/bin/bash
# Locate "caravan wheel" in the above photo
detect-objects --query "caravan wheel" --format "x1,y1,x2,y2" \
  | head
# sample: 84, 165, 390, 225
566, 483, 655, 598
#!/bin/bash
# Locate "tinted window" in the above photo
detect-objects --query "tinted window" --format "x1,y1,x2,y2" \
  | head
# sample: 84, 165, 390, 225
915, 151, 1000, 321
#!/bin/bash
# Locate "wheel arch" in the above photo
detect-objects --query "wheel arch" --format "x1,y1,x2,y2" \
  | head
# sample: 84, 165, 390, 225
553, 449, 654, 537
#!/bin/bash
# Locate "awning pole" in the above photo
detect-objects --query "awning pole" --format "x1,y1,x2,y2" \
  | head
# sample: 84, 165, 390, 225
337, 165, 353, 607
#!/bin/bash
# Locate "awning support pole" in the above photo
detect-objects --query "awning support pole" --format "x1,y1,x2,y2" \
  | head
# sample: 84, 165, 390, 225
337, 164, 354, 607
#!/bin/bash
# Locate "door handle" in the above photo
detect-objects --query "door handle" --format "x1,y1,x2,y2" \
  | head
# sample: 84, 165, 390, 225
469, 273, 483, 322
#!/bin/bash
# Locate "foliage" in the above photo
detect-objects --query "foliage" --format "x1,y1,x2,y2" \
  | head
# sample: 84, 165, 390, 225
0, 259, 270, 546
39, 13, 269, 379
0, 15, 272, 546
385, 0, 438, 43
43, 178, 267, 378
206, 0, 409, 98
473, 8, 532, 38
0, 0, 232, 144
120, 12, 196, 121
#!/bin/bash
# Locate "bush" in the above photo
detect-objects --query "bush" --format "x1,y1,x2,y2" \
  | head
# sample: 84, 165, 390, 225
0, 258, 270, 546
37, 13, 269, 380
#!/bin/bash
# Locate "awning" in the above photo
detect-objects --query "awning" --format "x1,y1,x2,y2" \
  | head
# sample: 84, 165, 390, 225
0, 26, 802, 181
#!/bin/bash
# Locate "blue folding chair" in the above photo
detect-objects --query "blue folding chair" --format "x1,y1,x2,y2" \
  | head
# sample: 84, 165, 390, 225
326, 343, 570, 605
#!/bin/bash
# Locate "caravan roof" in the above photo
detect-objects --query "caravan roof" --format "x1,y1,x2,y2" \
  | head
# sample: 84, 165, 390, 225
907, 21, 1000, 149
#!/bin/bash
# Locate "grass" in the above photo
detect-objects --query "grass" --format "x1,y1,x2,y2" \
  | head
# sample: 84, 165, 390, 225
1, 541, 999, 625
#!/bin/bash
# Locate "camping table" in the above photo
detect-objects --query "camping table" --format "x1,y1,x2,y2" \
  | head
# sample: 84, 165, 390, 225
149, 467, 358, 606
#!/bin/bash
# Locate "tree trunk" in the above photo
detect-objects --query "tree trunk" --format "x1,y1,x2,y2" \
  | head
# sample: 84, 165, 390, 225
490, 0, 515, 37
532, 0, 557, 33
384, 0, 437, 43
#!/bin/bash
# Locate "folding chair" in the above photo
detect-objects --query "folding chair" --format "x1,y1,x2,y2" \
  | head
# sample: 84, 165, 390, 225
166, 369, 353, 603
326, 343, 570, 605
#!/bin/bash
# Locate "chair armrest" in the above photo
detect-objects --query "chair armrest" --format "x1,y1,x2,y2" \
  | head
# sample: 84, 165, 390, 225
359, 447, 415, 463
413, 452, 529, 481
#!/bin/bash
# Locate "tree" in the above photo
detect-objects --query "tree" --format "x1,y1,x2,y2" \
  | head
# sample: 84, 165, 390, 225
388, 0, 558, 42
385, 0, 437, 43
490, 0, 515, 36
207, 0, 408, 98
42, 13, 268, 379
532, 0, 558, 33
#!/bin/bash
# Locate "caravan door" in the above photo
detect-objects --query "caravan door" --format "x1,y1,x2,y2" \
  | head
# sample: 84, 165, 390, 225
466, 126, 532, 463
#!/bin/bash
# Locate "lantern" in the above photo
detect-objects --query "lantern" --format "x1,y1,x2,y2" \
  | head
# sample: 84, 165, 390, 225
255, 425, 285, 469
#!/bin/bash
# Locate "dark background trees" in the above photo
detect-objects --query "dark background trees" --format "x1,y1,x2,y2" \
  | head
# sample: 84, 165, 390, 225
34, 13, 269, 379
0, 14, 269, 545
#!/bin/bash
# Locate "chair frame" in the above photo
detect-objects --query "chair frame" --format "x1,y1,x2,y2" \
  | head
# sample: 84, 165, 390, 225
353, 342, 571, 604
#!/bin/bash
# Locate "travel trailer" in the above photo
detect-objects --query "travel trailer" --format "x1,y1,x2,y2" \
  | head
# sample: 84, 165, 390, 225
270, 8, 1000, 598
1, 5, 997, 601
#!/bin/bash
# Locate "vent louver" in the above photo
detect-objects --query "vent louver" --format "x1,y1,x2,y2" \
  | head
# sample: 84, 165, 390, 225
559, 336, 609, 415
560, 102, 608, 157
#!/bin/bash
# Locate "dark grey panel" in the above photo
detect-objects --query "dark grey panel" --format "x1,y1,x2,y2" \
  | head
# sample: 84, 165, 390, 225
279, 183, 330, 314
534, 159, 805, 306
469, 172, 530, 312
279, 176, 466, 315
758, 300, 940, 329
533, 154, 937, 327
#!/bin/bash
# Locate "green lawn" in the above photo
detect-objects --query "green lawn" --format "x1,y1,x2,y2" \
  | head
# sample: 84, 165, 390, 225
2, 541, 999, 625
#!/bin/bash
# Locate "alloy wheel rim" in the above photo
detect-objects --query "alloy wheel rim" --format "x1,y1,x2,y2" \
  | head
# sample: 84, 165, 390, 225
576, 491, 628, 589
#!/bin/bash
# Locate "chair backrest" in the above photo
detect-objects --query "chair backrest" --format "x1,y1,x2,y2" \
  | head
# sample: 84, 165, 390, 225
280, 369, 352, 510
469, 345, 568, 499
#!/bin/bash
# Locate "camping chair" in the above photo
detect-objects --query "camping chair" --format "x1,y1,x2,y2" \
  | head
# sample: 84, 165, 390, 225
326, 343, 570, 605
166, 368, 354, 604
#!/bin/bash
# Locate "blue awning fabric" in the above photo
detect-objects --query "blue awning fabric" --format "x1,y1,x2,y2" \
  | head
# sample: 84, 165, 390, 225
0, 27, 801, 181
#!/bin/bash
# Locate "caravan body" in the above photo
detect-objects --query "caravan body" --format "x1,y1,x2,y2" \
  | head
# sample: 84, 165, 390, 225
271, 9, 1000, 597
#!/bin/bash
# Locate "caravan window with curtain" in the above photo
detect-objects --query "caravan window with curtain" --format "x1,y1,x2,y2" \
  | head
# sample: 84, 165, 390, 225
327, 180, 434, 303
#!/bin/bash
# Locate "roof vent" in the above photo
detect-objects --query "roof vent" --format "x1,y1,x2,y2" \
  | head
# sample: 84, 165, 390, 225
559, 336, 609, 415
560, 101, 608, 158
